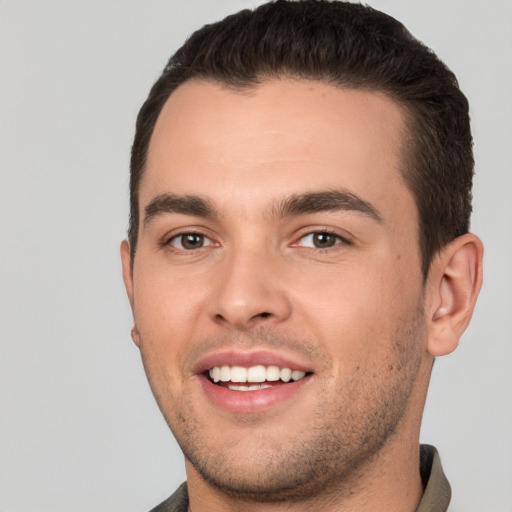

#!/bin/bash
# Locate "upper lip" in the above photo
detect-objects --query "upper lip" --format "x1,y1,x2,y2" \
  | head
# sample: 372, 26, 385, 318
193, 349, 314, 375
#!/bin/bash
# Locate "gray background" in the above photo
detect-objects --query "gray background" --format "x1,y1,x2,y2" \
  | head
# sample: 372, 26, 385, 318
1, 1, 511, 511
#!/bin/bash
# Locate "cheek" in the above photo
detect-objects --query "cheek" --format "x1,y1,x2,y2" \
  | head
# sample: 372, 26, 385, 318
132, 266, 210, 377
291, 260, 419, 361
134, 263, 207, 324
292, 261, 386, 321
132, 271, 204, 411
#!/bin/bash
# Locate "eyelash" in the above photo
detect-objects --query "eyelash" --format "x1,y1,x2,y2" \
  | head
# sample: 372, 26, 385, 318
293, 229, 350, 251
164, 228, 349, 253
165, 231, 216, 251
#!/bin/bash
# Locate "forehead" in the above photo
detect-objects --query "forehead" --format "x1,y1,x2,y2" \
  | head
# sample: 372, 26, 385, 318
142, 79, 412, 221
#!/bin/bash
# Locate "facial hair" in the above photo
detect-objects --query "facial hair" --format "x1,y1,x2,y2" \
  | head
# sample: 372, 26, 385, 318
141, 306, 426, 503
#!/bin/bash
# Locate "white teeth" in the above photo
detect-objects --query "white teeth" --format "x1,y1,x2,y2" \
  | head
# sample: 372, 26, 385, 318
266, 366, 280, 381
280, 368, 292, 382
247, 365, 266, 382
230, 366, 247, 382
291, 370, 306, 381
208, 365, 308, 384
228, 383, 272, 391
220, 365, 231, 382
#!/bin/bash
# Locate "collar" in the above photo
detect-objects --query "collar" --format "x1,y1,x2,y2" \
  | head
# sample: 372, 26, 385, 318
415, 444, 451, 512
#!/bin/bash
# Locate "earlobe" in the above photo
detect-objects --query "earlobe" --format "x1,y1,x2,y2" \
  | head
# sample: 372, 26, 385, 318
426, 233, 483, 357
131, 326, 141, 347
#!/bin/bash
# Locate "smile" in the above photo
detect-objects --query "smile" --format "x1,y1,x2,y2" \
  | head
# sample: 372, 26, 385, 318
196, 351, 314, 412
208, 365, 307, 391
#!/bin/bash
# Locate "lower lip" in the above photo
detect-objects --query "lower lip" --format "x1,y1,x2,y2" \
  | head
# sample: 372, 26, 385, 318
199, 375, 312, 413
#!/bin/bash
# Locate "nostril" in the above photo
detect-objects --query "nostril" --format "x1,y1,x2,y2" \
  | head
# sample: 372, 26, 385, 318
214, 311, 271, 323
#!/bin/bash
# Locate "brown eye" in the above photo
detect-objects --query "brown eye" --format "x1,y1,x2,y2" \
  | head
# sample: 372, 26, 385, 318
312, 233, 338, 248
298, 232, 343, 249
170, 233, 209, 250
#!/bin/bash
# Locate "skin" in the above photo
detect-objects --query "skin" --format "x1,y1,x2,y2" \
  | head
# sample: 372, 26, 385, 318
121, 79, 483, 511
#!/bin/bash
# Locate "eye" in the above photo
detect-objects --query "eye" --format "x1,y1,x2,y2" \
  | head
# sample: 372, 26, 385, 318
297, 231, 344, 249
168, 233, 214, 250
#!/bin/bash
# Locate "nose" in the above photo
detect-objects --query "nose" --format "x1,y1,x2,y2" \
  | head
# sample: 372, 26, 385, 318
208, 246, 292, 328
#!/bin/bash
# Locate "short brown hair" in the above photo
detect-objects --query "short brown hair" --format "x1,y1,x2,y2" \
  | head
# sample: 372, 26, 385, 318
129, 0, 473, 278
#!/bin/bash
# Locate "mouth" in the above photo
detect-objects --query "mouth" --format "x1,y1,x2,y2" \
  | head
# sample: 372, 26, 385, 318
206, 364, 310, 391
196, 353, 314, 413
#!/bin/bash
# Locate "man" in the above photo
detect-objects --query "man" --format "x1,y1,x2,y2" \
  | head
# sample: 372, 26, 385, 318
121, 1, 483, 510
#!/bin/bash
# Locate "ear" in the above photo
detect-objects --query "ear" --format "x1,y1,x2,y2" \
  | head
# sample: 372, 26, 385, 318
120, 240, 141, 347
425, 233, 483, 357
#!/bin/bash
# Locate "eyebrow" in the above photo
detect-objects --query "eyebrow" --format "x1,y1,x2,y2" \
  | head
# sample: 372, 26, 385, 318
143, 193, 218, 227
143, 189, 382, 227
274, 190, 382, 223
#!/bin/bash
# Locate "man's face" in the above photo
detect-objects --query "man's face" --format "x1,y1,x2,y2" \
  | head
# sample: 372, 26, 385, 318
123, 80, 432, 499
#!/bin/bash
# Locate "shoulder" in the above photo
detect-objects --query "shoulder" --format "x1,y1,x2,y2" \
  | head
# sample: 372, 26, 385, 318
149, 482, 189, 512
